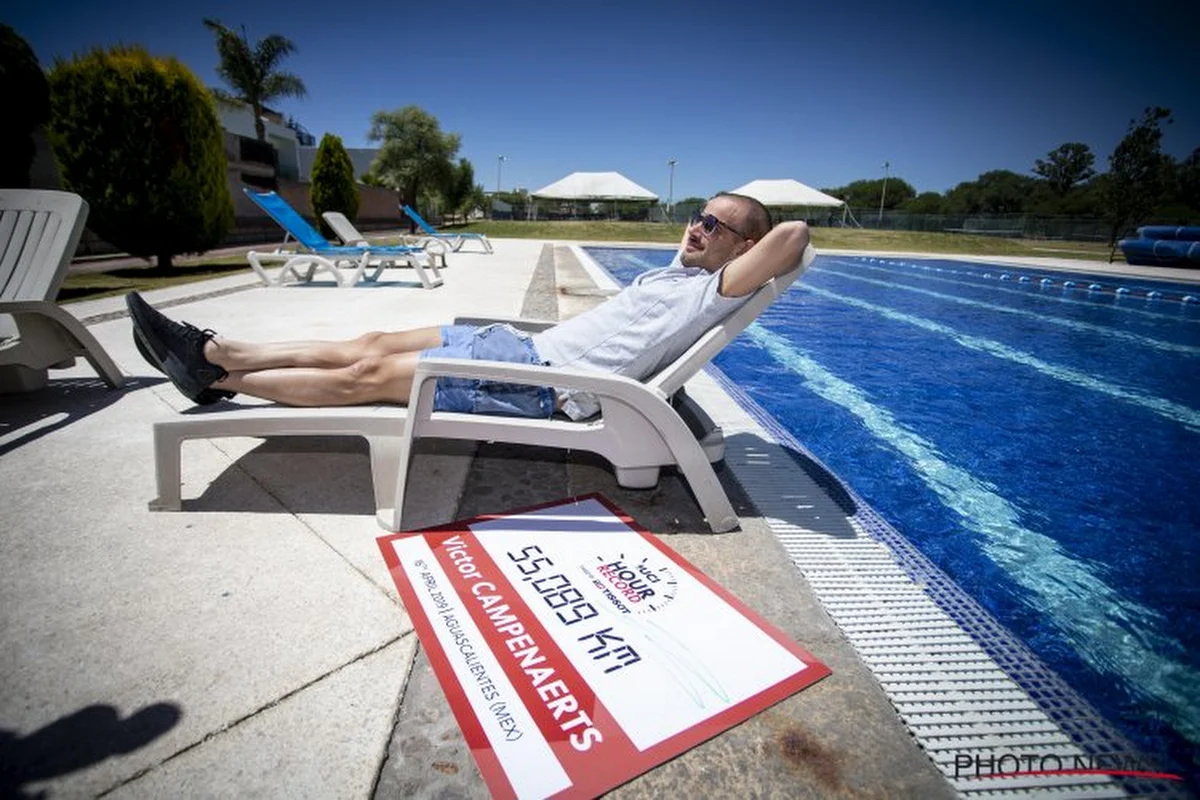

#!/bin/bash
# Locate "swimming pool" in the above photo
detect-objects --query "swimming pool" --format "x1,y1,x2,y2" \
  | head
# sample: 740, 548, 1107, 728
584, 246, 1200, 789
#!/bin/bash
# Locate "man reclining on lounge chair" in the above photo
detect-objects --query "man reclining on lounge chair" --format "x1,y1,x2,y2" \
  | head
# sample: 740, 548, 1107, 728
126, 193, 811, 415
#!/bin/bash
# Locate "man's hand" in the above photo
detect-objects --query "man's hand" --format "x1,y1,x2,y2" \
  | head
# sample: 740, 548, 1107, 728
719, 221, 812, 297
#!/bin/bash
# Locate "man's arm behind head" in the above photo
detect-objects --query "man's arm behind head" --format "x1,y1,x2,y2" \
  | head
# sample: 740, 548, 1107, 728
718, 220, 812, 297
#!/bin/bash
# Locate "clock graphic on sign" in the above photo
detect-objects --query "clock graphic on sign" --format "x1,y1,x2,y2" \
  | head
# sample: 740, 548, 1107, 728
592, 553, 679, 614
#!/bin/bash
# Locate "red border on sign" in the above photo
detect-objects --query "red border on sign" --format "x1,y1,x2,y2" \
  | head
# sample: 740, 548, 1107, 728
378, 493, 831, 799
428, 527, 641, 776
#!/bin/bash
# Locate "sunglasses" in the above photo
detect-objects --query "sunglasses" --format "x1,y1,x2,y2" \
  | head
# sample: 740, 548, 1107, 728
689, 209, 748, 239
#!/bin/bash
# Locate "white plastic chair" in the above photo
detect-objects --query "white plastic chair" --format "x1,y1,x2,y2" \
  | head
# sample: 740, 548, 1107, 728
0, 189, 123, 392
149, 246, 815, 532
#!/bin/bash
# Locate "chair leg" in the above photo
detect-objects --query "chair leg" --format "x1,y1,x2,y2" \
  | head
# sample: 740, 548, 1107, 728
366, 435, 404, 526
150, 424, 183, 511
343, 254, 369, 287
614, 466, 660, 489
673, 451, 739, 532
375, 434, 415, 532
422, 260, 441, 287
413, 257, 435, 290
245, 253, 277, 286
0, 364, 48, 392
651, 402, 740, 532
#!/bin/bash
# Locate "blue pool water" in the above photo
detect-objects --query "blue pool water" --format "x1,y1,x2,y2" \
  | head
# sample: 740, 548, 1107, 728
585, 246, 1200, 787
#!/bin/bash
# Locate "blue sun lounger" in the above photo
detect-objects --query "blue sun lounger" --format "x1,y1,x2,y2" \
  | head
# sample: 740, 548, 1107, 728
243, 188, 445, 288
401, 205, 493, 253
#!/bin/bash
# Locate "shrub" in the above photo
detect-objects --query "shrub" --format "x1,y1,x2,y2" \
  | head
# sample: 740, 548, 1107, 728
310, 133, 359, 238
47, 46, 233, 268
0, 24, 51, 188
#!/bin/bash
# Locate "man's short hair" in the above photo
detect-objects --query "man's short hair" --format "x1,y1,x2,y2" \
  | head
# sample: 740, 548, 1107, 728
716, 192, 773, 241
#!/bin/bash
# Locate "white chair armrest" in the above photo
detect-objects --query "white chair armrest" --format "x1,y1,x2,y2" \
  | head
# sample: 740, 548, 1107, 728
409, 358, 667, 406
450, 315, 557, 332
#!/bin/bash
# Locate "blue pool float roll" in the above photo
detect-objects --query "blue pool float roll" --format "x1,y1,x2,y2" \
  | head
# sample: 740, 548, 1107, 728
1136, 225, 1200, 241
1120, 237, 1200, 266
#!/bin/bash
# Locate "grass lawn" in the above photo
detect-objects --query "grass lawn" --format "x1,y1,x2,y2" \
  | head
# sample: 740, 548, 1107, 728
59, 224, 1119, 303
456, 221, 1119, 261
59, 257, 250, 303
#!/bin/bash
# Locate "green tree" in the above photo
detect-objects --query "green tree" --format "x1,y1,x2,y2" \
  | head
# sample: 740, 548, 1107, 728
945, 170, 1037, 214
466, 185, 488, 217
1033, 142, 1096, 196
977, 170, 1038, 213
902, 191, 945, 214
0, 24, 51, 187
1103, 106, 1172, 259
442, 158, 478, 218
1175, 147, 1200, 214
48, 46, 233, 269
824, 177, 915, 210
366, 106, 461, 213
203, 18, 306, 142
310, 133, 359, 238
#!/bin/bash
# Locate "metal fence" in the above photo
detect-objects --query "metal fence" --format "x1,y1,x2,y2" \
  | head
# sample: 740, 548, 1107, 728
659, 204, 1114, 241
828, 208, 1114, 241
608, 203, 1115, 241
486, 200, 1142, 243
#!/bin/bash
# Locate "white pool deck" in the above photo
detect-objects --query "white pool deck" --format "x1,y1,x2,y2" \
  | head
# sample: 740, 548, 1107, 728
2, 239, 1193, 798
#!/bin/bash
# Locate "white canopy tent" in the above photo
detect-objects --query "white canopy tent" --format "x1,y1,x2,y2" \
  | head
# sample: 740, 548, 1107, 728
729, 179, 844, 207
729, 178, 850, 226
533, 171, 658, 201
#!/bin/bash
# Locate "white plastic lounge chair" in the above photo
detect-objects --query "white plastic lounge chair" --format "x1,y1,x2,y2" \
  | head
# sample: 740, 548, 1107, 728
243, 189, 446, 289
401, 205, 493, 253
0, 189, 123, 392
320, 211, 447, 261
149, 245, 815, 532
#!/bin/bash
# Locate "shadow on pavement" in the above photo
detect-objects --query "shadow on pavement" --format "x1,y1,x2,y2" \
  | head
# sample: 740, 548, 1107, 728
0, 377, 163, 457
186, 435, 379, 516
0, 702, 181, 799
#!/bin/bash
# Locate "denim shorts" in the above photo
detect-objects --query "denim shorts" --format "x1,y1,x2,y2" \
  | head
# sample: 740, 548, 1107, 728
420, 324, 554, 418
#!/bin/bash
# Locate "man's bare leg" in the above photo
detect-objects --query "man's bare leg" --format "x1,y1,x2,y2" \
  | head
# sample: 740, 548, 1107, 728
204, 327, 443, 373
219, 350, 425, 406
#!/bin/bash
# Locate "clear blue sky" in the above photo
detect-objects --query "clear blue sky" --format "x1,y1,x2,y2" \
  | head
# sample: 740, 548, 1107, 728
10, 0, 1198, 200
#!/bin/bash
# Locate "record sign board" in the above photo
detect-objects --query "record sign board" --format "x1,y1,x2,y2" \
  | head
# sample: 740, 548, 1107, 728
378, 495, 830, 798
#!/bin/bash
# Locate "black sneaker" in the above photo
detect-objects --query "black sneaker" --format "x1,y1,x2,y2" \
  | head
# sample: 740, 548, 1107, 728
133, 333, 235, 404
126, 292, 235, 404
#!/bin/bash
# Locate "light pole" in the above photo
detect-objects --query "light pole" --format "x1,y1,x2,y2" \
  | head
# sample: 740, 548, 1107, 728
496, 155, 506, 195
878, 160, 890, 224
667, 159, 677, 220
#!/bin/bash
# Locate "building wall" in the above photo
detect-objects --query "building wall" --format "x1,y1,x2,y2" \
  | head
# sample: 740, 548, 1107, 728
297, 147, 380, 183
228, 177, 404, 245
217, 104, 301, 180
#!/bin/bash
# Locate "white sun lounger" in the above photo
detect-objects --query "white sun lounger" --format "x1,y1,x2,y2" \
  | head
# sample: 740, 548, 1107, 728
1, 189, 124, 392
149, 246, 814, 532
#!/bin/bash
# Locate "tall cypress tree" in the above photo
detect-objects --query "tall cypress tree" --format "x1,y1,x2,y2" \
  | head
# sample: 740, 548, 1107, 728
310, 133, 359, 238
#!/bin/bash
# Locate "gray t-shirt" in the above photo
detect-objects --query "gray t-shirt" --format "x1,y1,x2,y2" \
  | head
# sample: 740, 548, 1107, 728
532, 255, 752, 419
